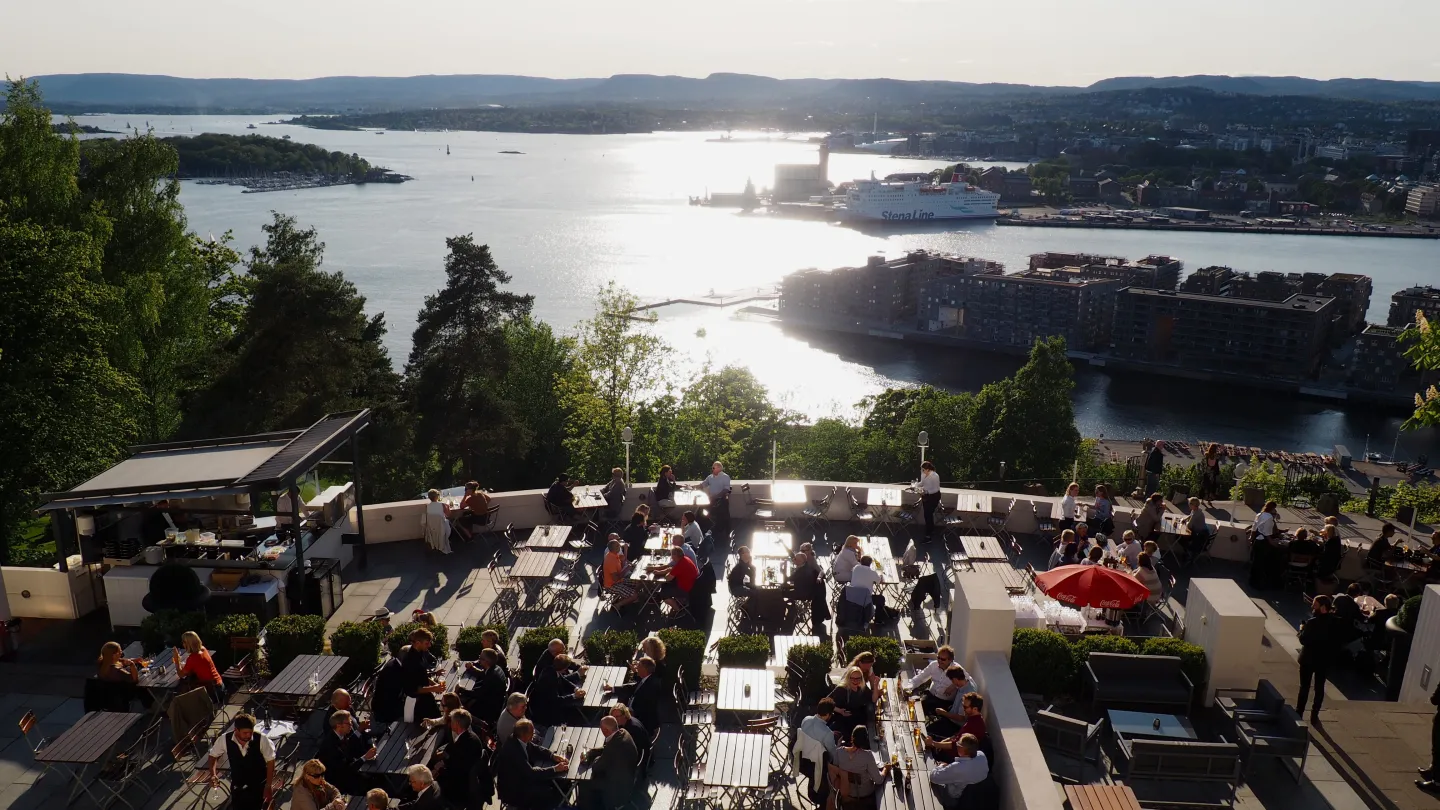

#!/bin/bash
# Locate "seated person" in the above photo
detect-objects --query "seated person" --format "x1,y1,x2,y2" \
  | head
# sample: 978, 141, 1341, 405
785, 551, 821, 601
1082, 546, 1104, 566
1288, 527, 1322, 558
1133, 552, 1163, 604
600, 467, 627, 515
926, 666, 976, 738
653, 465, 678, 508
545, 473, 577, 520
1135, 493, 1166, 540
646, 546, 699, 610
848, 652, 884, 703
317, 710, 376, 796
454, 481, 493, 540
621, 511, 649, 563
829, 727, 891, 807
423, 693, 464, 739
924, 694, 987, 761
1047, 529, 1077, 569
1117, 530, 1142, 569
1181, 497, 1211, 554
727, 545, 755, 597
95, 641, 151, 708
800, 698, 841, 758
909, 646, 960, 716
848, 556, 884, 598
680, 511, 705, 556
602, 537, 640, 607
463, 649, 509, 726
529, 654, 585, 727
832, 536, 861, 584
929, 734, 989, 808
1367, 523, 1397, 566
826, 667, 875, 735
532, 638, 584, 681
323, 689, 368, 730
609, 704, 651, 765
496, 719, 569, 810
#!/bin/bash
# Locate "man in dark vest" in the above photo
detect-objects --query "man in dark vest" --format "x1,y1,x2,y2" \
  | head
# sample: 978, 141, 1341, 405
205, 713, 275, 810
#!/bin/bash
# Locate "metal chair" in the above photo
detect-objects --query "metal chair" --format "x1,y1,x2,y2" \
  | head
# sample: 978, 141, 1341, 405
743, 483, 776, 522
18, 711, 52, 781
799, 487, 836, 544
845, 488, 877, 530
1283, 551, 1317, 592
93, 720, 162, 810
1034, 501, 1056, 537
222, 637, 263, 696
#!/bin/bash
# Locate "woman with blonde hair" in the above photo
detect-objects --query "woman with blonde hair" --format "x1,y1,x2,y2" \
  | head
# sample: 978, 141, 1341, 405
289, 759, 344, 810
826, 666, 876, 736
640, 635, 668, 682
421, 489, 453, 555
176, 631, 225, 703
97, 641, 141, 683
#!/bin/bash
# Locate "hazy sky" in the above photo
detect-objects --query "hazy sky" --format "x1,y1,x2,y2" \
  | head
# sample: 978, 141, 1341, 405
7, 0, 1440, 85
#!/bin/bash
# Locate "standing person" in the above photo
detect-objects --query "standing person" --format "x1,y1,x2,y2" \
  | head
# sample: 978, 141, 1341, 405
1091, 485, 1114, 538
1200, 443, 1222, 504
403, 628, 447, 722
545, 473, 577, 521
1249, 500, 1282, 589
422, 490, 453, 555
701, 461, 732, 541
1417, 681, 1440, 792
206, 714, 276, 810
1317, 517, 1344, 581
1297, 595, 1344, 722
1144, 440, 1165, 496
919, 461, 942, 541
1059, 482, 1080, 531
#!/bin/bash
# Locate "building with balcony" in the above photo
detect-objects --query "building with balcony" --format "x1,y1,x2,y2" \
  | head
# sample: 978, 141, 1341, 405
1406, 184, 1440, 218
1352, 323, 1415, 391
919, 270, 1122, 351
1111, 289, 1334, 378
779, 251, 1002, 327
1387, 285, 1440, 328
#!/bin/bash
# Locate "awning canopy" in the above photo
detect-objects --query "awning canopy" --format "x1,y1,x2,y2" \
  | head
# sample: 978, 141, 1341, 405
38, 410, 371, 512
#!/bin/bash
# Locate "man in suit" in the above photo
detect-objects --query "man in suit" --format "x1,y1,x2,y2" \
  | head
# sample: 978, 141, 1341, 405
317, 710, 376, 796
531, 653, 585, 727
496, 718, 570, 810
433, 709, 485, 809
609, 704, 650, 767
399, 764, 444, 810
496, 693, 529, 746
604, 657, 661, 733
464, 649, 509, 727
579, 716, 639, 810
372, 656, 406, 727
324, 688, 365, 730
532, 638, 584, 682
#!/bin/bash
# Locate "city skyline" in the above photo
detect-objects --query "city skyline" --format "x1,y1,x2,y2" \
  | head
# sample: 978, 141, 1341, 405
6, 0, 1440, 86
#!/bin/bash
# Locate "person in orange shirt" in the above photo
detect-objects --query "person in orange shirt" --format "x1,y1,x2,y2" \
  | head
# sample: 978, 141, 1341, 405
603, 536, 640, 608
176, 631, 225, 704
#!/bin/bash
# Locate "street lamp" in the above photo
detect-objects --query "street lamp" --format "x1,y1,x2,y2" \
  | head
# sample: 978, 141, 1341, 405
917, 431, 929, 465
621, 426, 633, 485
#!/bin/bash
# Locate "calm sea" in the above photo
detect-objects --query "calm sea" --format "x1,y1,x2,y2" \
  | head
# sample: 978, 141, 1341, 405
61, 114, 1440, 458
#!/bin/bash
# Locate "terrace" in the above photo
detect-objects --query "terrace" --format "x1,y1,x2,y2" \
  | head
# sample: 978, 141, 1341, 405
0, 471, 1432, 810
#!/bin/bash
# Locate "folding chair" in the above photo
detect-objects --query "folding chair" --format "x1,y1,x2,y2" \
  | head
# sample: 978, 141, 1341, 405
1283, 551, 1316, 592
845, 488, 878, 532
222, 637, 263, 696
799, 487, 837, 544
18, 711, 52, 781
93, 720, 162, 810
1033, 501, 1056, 538
743, 483, 776, 522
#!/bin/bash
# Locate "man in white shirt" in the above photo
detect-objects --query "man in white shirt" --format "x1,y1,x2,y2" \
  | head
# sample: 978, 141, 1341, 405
833, 536, 861, 583
929, 734, 989, 806
701, 461, 733, 541
919, 461, 942, 540
1118, 530, 1142, 569
849, 557, 884, 595
206, 714, 276, 810
909, 645, 959, 715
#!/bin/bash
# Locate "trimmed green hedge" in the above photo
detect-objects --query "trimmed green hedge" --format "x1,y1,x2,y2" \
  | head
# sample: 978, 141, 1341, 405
139, 610, 208, 656
519, 627, 569, 676
1010, 629, 1076, 698
1140, 637, 1208, 689
386, 622, 450, 660
207, 613, 260, 672
263, 614, 327, 676
787, 643, 835, 699
1400, 595, 1424, 633
842, 636, 901, 676
716, 635, 771, 668
455, 624, 510, 661
584, 629, 638, 666
657, 628, 707, 690
330, 621, 385, 679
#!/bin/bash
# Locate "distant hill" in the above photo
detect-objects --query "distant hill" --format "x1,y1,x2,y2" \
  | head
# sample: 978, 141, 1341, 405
1087, 74, 1440, 102
22, 71, 1440, 113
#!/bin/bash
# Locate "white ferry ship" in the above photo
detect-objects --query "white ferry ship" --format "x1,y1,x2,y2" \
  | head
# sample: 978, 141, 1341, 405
838, 172, 1001, 222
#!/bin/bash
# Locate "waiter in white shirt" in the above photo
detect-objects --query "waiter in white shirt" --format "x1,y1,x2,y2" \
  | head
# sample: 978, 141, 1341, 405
701, 461, 733, 542
206, 714, 276, 810
919, 461, 942, 541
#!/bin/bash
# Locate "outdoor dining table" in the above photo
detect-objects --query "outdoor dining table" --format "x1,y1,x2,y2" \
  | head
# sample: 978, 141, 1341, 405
748, 530, 792, 559
876, 719, 946, 810
767, 635, 819, 670
511, 550, 563, 580
960, 535, 1008, 562
580, 665, 627, 711
672, 489, 710, 507
541, 725, 608, 780
716, 668, 776, 715
1064, 784, 1143, 810
644, 528, 682, 551
769, 482, 809, 505
361, 721, 442, 777
37, 710, 145, 808
574, 490, 607, 512
626, 554, 674, 614
527, 524, 573, 549
856, 537, 901, 581
263, 653, 349, 698
971, 561, 1029, 594
442, 658, 478, 693
702, 731, 771, 801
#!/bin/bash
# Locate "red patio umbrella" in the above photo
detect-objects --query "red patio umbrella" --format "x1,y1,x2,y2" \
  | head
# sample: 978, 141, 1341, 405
1033, 564, 1150, 609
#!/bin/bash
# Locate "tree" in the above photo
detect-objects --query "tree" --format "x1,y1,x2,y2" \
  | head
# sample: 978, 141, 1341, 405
405, 235, 534, 484
957, 337, 1080, 488
673, 367, 790, 478
562, 283, 669, 482
485, 316, 576, 489
1400, 312, 1440, 428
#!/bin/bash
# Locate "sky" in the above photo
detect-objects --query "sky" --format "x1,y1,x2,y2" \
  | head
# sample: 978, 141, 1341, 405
6, 0, 1440, 85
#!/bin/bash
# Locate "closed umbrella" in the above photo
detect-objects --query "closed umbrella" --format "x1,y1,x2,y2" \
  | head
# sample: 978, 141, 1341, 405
1034, 564, 1149, 610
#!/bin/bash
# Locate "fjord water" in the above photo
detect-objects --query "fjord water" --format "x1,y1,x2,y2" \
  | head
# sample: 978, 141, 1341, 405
69, 114, 1440, 455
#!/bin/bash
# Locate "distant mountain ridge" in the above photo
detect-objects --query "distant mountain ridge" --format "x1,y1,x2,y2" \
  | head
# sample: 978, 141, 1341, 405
23, 71, 1440, 112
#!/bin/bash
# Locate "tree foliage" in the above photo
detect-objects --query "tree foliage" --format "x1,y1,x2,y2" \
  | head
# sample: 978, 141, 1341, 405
1401, 312, 1440, 429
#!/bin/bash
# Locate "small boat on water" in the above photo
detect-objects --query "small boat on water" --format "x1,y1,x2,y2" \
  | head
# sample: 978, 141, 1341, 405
446, 145, 450, 155
247, 124, 257, 130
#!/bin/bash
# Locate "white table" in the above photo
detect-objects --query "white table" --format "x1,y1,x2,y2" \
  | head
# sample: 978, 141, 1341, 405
716, 668, 776, 714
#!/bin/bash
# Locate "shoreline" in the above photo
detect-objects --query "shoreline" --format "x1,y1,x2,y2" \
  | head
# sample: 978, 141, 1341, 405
997, 215, 1439, 239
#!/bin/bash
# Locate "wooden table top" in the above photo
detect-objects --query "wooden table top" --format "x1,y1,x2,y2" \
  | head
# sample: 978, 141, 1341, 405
527, 524, 572, 549
644, 529, 681, 551
138, 653, 185, 689
875, 721, 945, 810
35, 711, 143, 764
511, 550, 562, 579
748, 531, 793, 560
856, 537, 899, 581
541, 725, 607, 780
768, 635, 820, 669
769, 483, 809, 505
703, 732, 771, 788
574, 491, 607, 510
672, 490, 710, 507
264, 654, 349, 697
581, 666, 627, 708
443, 659, 477, 693
971, 561, 1028, 594
1064, 784, 1142, 810
955, 494, 987, 513
716, 668, 776, 713
362, 722, 440, 775
627, 554, 673, 584
960, 535, 1009, 562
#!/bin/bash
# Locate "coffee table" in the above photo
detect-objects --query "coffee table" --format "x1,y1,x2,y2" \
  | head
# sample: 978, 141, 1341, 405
1107, 709, 1197, 741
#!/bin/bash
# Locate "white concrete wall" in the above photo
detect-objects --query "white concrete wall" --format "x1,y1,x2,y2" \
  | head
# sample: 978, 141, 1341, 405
970, 651, 1065, 810
1401, 585, 1440, 704
1183, 578, 1266, 706
950, 572, 1017, 669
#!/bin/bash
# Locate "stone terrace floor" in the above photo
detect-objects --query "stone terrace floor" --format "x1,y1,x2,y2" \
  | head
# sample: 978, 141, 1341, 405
0, 515, 1413, 810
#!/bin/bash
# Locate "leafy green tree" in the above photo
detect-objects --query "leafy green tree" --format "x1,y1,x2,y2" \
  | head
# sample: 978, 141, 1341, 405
673, 367, 790, 478
484, 316, 576, 489
786, 419, 864, 481
957, 337, 1080, 487
405, 235, 535, 484
1400, 312, 1440, 428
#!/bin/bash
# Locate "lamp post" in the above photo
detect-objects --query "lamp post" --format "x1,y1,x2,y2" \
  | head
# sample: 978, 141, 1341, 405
622, 426, 633, 485
917, 431, 929, 466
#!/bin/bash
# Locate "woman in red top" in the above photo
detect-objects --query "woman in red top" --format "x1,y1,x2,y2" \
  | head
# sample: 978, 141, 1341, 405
176, 631, 224, 703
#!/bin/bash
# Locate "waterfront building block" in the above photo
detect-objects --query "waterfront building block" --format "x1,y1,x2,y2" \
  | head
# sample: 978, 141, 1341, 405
1352, 323, 1416, 391
1388, 285, 1440, 328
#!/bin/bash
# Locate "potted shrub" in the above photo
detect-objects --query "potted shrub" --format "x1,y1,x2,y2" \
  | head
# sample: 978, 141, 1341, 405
787, 643, 835, 701
263, 614, 327, 676
518, 627, 569, 677
716, 635, 771, 668
1139, 637, 1208, 697
657, 629, 707, 690
207, 613, 260, 672
1010, 629, 1075, 699
841, 636, 901, 676
329, 621, 386, 680
386, 622, 450, 660
1068, 635, 1140, 691
584, 629, 638, 666
139, 609, 207, 655
1386, 595, 1424, 700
